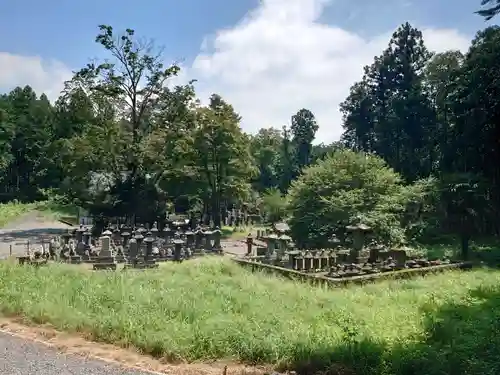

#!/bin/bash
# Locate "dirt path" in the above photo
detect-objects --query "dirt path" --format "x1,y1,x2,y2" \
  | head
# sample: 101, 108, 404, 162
0, 212, 71, 258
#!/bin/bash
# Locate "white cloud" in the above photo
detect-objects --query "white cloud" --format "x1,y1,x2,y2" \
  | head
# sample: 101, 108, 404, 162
0, 53, 72, 101
0, 0, 471, 143
189, 0, 471, 143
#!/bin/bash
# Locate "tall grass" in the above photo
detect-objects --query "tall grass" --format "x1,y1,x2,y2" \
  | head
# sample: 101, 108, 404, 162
0, 257, 499, 375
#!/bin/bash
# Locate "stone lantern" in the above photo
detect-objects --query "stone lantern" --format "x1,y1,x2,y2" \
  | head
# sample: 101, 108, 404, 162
287, 249, 300, 269
184, 229, 194, 249
82, 229, 91, 246
75, 225, 85, 243
274, 222, 290, 235
328, 235, 342, 250
102, 229, 112, 237
277, 234, 291, 252
175, 227, 182, 237
266, 233, 278, 258
134, 230, 144, 256
345, 223, 372, 263
143, 231, 155, 261
137, 225, 147, 236
121, 231, 131, 248
173, 235, 185, 262
275, 234, 290, 262
162, 226, 173, 242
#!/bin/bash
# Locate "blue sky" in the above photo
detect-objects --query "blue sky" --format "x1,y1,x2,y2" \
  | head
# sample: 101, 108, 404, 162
0, 0, 495, 142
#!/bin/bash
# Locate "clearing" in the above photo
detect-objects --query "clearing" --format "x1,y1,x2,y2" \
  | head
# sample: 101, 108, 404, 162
0, 208, 71, 258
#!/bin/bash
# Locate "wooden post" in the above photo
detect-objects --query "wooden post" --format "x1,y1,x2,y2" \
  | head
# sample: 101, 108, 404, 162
9, 244, 12, 256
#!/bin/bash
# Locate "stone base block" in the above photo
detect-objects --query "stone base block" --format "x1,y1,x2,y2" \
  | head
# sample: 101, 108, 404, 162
94, 257, 116, 263
124, 263, 160, 270
115, 255, 127, 263
69, 256, 82, 264
92, 263, 117, 270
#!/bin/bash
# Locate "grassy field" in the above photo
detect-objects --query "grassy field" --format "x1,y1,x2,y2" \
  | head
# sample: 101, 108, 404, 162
0, 257, 499, 375
0, 201, 79, 228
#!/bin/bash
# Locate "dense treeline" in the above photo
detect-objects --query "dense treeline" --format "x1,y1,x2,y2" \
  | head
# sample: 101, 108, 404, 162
1, 19, 499, 251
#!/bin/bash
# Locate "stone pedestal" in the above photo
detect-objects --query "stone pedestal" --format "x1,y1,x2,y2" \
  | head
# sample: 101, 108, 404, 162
203, 230, 213, 252
212, 227, 222, 253
124, 258, 159, 269
69, 255, 82, 264
173, 239, 184, 262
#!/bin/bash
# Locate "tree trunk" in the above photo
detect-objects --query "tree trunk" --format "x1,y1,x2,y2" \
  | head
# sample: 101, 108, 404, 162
460, 233, 470, 260
211, 193, 221, 228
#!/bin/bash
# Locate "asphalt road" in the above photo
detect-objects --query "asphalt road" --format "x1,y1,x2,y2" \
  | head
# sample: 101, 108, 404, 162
0, 332, 155, 375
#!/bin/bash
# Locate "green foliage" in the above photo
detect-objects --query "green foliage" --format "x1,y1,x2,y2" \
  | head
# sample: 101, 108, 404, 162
288, 149, 409, 248
476, 0, 500, 19
260, 188, 288, 224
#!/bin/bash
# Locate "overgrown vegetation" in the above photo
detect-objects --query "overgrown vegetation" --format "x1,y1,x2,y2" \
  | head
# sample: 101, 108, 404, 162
0, 257, 499, 375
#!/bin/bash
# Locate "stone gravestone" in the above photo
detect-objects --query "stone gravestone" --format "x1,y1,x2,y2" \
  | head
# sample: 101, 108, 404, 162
128, 239, 139, 260
137, 232, 159, 269
67, 231, 82, 264
212, 227, 222, 253
203, 230, 213, 252
185, 230, 195, 250
345, 223, 371, 263
92, 235, 117, 270
194, 227, 204, 251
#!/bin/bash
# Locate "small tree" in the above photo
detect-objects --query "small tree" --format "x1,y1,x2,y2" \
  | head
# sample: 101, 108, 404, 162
260, 188, 287, 224
287, 149, 409, 248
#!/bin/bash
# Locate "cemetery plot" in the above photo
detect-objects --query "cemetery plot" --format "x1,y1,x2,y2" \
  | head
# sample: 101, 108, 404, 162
241, 222, 467, 284
16, 216, 225, 269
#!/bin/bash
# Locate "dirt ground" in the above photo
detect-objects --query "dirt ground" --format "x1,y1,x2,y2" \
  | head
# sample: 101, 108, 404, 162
0, 212, 71, 258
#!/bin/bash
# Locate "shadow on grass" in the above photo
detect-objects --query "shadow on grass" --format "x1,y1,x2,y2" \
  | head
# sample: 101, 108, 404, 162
284, 278, 500, 375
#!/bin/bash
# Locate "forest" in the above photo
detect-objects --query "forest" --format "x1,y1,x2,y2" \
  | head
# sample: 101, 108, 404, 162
0, 13, 499, 252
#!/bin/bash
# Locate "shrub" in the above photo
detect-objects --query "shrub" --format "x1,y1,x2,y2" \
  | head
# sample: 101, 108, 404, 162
287, 149, 410, 248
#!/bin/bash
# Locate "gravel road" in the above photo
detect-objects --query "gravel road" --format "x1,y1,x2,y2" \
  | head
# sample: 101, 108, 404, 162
0, 213, 71, 258
0, 332, 156, 375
